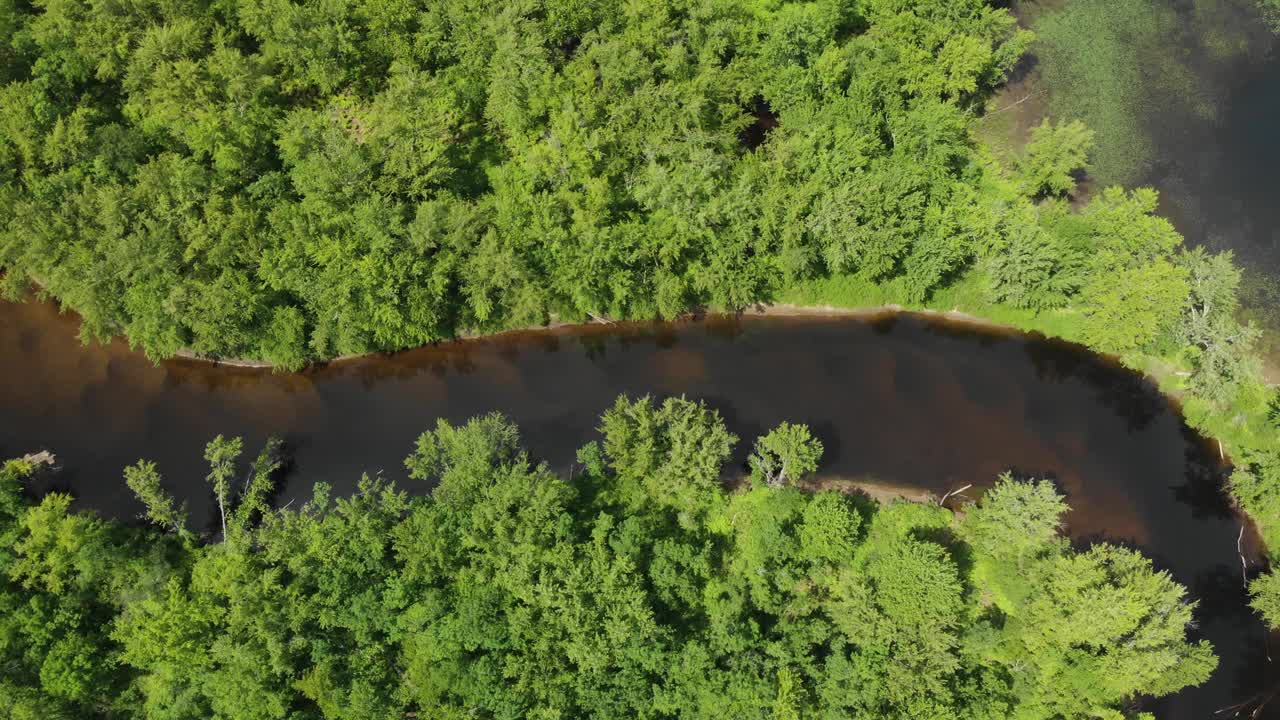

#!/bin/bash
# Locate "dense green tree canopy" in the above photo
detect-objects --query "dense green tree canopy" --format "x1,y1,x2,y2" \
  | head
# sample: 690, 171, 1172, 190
3, 0, 1280, 685
0, 0, 1031, 367
0, 400, 1217, 719
0, 0, 1252, 418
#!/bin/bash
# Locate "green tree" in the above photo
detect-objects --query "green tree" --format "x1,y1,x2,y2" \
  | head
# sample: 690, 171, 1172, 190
961, 474, 1067, 602
203, 435, 242, 537
1229, 448, 1280, 551
123, 460, 188, 537
750, 422, 824, 488
799, 490, 863, 566
989, 545, 1217, 718
1, 486, 145, 716
986, 206, 1084, 310
1018, 119, 1095, 197
1081, 259, 1189, 353
1249, 570, 1280, 628
1179, 247, 1260, 404
597, 395, 737, 523
827, 501, 971, 718
1081, 187, 1183, 271
227, 438, 283, 539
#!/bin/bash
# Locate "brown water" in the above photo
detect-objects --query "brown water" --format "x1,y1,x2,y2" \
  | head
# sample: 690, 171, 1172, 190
0, 297, 1276, 716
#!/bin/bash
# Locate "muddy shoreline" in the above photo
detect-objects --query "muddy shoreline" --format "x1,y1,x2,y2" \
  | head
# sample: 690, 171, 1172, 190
174, 303, 1010, 370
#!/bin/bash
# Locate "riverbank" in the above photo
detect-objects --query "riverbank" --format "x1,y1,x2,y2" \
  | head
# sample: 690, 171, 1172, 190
171, 302, 1011, 370
810, 475, 943, 506
781, 274, 1280, 558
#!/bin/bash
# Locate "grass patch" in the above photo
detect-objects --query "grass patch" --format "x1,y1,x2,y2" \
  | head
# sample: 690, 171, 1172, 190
778, 269, 1089, 343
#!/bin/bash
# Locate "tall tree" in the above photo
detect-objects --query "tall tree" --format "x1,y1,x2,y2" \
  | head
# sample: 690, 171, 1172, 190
203, 435, 243, 538
987, 545, 1217, 718
1179, 247, 1260, 403
124, 460, 188, 537
1249, 570, 1280, 628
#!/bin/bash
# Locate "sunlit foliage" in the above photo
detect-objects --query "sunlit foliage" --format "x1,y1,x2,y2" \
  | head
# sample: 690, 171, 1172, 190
0, 402, 1219, 719
0, 0, 1028, 368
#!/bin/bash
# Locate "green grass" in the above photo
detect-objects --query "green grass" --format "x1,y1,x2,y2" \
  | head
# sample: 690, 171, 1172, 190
778, 269, 1089, 343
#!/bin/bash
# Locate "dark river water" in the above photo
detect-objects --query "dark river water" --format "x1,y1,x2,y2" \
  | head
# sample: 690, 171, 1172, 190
1, 298, 1277, 716
1143, 5, 1280, 289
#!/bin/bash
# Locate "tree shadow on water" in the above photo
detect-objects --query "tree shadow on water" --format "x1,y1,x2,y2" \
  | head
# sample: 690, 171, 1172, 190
1172, 435, 1236, 522
812, 420, 845, 473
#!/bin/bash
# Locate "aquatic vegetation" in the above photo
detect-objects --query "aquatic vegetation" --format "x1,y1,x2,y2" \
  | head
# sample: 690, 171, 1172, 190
1030, 0, 1213, 186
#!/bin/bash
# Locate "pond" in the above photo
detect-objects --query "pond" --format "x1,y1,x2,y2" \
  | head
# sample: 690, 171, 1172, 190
0, 297, 1275, 716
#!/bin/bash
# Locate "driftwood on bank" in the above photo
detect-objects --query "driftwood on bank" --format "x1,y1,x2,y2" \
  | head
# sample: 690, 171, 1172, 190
19, 450, 56, 468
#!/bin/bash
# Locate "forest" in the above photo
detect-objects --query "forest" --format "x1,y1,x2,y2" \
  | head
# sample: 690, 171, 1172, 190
0, 0, 1264, 415
6, 0, 1280, 709
0, 0, 1059, 367
0, 398, 1217, 719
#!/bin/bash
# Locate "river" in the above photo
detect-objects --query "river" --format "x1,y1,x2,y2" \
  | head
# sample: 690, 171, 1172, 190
1, 297, 1276, 715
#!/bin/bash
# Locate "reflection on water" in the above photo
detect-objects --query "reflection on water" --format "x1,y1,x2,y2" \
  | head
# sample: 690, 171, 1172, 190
1144, 14, 1280, 269
0, 297, 1275, 717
